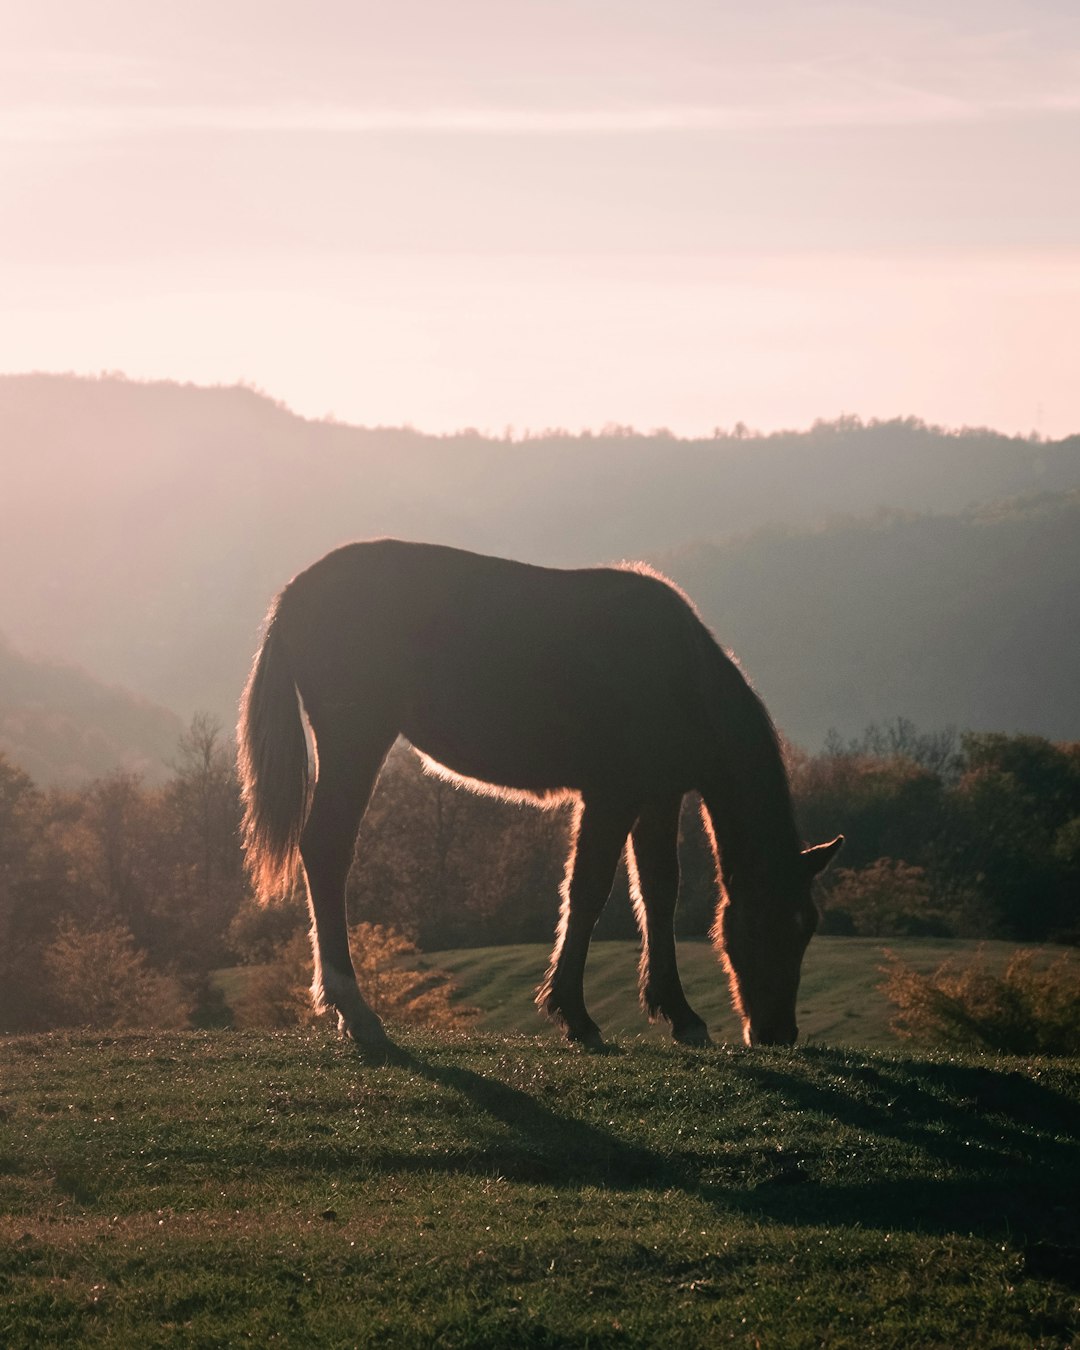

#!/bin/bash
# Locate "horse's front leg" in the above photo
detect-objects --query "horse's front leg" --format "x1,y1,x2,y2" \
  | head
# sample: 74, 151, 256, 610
537, 794, 637, 1050
629, 796, 711, 1047
299, 724, 393, 1055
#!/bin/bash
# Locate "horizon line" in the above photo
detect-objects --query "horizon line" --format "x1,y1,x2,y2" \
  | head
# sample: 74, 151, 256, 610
1, 368, 1069, 445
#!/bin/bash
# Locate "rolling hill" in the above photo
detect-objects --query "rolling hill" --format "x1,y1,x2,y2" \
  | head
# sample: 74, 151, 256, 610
426, 936, 1070, 1049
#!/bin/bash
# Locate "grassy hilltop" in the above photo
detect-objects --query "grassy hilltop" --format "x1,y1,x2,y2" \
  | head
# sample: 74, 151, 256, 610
429, 936, 1053, 1048
1, 1030, 1077, 1347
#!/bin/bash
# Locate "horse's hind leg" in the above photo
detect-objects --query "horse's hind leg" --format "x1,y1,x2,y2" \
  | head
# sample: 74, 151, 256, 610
629, 795, 711, 1047
300, 720, 394, 1053
537, 794, 637, 1050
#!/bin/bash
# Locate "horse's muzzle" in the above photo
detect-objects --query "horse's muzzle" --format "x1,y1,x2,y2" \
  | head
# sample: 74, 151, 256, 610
747, 1022, 798, 1047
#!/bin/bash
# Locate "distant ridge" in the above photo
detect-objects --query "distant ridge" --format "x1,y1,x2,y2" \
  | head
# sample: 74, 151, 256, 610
1, 373, 1077, 753
659, 490, 1080, 746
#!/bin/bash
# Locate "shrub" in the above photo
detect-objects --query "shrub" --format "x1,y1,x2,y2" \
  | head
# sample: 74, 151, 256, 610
881, 948, 1080, 1055
226, 894, 307, 964
230, 922, 479, 1031
229, 930, 313, 1029
42, 919, 192, 1029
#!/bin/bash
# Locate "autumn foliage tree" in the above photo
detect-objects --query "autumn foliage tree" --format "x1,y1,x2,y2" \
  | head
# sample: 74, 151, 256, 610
0, 754, 74, 1030
344, 746, 571, 948
0, 717, 246, 1032
794, 726, 1080, 944
818, 858, 949, 937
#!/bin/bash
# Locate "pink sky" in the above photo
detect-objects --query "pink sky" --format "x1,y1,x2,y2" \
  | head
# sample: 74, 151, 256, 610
2, 0, 1078, 436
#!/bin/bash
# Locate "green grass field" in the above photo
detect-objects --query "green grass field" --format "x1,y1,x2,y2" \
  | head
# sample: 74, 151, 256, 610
1, 1029, 1077, 1347
430, 936, 1061, 1048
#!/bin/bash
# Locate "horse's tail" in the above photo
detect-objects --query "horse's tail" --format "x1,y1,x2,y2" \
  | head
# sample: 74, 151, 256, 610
237, 602, 310, 903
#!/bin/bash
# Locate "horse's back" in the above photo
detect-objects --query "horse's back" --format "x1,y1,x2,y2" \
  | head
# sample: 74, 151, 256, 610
277, 539, 718, 795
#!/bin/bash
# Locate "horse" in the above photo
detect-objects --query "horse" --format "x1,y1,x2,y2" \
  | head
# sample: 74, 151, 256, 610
237, 538, 841, 1055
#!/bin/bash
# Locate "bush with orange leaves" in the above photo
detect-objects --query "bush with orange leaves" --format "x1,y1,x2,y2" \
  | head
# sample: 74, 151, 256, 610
42, 919, 192, 1030
230, 921, 479, 1032
881, 948, 1080, 1055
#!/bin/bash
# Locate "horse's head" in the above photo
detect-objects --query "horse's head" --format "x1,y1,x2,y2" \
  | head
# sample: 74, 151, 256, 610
717, 835, 843, 1046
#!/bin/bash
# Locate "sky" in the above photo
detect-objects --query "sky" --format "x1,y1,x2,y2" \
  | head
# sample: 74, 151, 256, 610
2, 0, 1078, 436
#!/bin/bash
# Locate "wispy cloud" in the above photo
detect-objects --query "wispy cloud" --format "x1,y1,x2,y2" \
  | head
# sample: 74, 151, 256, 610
4, 4, 1079, 147
3, 89, 1078, 146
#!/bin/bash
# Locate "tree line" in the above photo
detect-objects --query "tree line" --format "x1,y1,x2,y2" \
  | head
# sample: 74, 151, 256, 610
1, 714, 1077, 1032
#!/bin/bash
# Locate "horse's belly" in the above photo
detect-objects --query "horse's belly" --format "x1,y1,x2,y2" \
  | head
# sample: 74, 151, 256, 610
399, 682, 695, 799
400, 707, 586, 794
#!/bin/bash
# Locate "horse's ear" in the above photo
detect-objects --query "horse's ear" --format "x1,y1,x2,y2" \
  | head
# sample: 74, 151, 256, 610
801, 835, 844, 878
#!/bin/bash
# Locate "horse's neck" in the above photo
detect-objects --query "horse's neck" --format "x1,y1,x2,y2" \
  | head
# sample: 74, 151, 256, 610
703, 770, 801, 893
696, 649, 801, 889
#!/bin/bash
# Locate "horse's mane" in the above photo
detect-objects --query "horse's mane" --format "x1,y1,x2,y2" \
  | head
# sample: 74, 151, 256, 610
690, 613, 802, 879
613, 559, 799, 867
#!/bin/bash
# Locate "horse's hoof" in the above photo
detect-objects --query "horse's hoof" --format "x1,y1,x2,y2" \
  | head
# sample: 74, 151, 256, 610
673, 1024, 713, 1048
569, 1027, 611, 1054
350, 1033, 396, 1065
337, 1012, 394, 1062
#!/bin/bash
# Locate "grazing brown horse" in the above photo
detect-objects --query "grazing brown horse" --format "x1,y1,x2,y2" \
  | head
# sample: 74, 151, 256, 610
238, 539, 841, 1054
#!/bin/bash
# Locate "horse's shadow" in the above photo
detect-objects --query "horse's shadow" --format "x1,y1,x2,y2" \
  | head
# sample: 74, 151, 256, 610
367, 1042, 1080, 1250
379, 1044, 665, 1188
700, 1049, 1080, 1245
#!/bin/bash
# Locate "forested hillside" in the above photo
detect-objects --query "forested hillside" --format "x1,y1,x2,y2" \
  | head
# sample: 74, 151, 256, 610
1, 373, 1078, 763
662, 492, 1080, 744
0, 632, 181, 784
